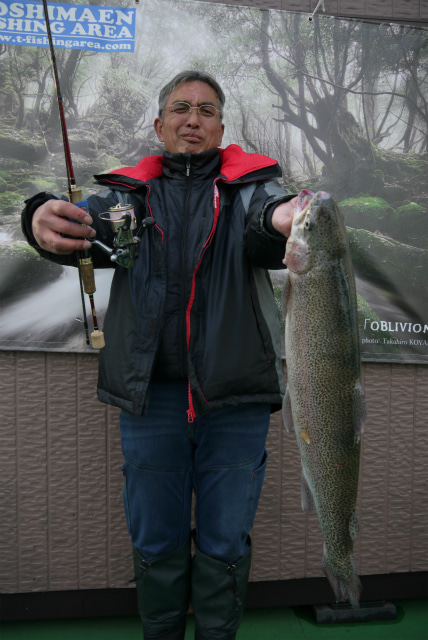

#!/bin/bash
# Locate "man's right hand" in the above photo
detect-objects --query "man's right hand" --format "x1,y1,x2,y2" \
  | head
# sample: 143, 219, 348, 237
32, 199, 96, 255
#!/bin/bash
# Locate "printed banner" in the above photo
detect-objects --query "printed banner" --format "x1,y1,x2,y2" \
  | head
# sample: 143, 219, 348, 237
0, 0, 427, 363
0, 0, 135, 51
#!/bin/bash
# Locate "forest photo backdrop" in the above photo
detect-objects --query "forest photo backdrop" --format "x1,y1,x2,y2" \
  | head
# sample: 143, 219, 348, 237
0, 0, 427, 362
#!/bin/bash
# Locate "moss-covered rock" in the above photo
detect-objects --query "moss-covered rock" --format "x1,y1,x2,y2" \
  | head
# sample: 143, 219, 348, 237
0, 241, 63, 303
396, 202, 426, 217
0, 158, 28, 170
380, 183, 408, 205
339, 197, 394, 234
18, 177, 61, 197
0, 192, 26, 214
0, 132, 46, 162
393, 202, 427, 248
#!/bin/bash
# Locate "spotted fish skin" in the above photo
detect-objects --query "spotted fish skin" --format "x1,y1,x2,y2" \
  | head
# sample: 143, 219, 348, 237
282, 190, 367, 608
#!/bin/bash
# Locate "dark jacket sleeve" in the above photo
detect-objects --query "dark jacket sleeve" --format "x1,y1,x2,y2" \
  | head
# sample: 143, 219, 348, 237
243, 179, 296, 270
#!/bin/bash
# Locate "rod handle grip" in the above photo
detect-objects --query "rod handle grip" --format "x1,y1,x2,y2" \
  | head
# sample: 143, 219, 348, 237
91, 329, 105, 349
79, 256, 96, 294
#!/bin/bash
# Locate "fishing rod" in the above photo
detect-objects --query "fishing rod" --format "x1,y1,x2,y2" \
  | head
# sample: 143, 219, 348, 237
42, 0, 104, 349
309, 0, 325, 21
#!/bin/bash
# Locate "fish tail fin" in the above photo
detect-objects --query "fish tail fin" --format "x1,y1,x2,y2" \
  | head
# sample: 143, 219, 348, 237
321, 548, 362, 609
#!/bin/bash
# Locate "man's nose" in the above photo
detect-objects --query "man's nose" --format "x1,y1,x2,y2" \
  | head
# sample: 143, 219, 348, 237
185, 107, 200, 125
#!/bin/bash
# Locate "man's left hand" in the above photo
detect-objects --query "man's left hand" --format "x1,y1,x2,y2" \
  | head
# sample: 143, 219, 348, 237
271, 197, 297, 238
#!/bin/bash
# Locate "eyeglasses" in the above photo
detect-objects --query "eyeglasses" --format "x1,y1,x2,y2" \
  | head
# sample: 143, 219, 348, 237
165, 101, 221, 119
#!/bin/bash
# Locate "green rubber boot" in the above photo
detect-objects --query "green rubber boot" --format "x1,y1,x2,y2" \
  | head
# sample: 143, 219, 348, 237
132, 538, 191, 639
192, 541, 252, 640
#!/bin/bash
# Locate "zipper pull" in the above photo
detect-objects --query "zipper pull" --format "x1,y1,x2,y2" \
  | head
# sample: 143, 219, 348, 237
187, 379, 196, 423
186, 161, 190, 177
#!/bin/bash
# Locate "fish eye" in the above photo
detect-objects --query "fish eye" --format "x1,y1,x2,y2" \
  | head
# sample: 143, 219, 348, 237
304, 216, 315, 230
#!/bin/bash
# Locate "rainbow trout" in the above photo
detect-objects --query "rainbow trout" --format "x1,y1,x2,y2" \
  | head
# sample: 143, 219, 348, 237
282, 190, 367, 608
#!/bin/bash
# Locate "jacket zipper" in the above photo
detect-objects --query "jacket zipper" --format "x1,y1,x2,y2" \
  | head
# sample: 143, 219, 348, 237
186, 179, 221, 422
180, 161, 192, 381
184, 159, 197, 422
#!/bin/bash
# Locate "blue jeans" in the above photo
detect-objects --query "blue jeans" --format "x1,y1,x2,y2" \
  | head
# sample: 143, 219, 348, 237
120, 382, 270, 564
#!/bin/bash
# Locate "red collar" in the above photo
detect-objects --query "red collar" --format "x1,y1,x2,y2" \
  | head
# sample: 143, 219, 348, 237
107, 144, 278, 183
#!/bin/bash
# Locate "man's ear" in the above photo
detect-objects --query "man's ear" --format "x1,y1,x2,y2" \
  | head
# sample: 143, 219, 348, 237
217, 122, 225, 146
154, 117, 164, 143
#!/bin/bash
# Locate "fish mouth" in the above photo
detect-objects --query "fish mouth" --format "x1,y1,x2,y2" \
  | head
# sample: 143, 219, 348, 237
292, 190, 314, 227
292, 208, 308, 227
292, 189, 331, 228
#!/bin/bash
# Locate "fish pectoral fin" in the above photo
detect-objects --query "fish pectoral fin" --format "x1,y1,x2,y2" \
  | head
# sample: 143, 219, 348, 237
282, 386, 294, 433
301, 471, 316, 512
352, 381, 367, 443
299, 428, 311, 445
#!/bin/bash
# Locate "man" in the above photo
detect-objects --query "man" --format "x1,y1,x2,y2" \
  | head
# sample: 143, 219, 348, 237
22, 70, 296, 640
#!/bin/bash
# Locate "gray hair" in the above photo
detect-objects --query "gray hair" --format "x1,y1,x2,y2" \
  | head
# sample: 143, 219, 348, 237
158, 70, 225, 120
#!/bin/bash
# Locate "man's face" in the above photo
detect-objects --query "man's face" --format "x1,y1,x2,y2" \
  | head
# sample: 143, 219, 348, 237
154, 81, 225, 154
